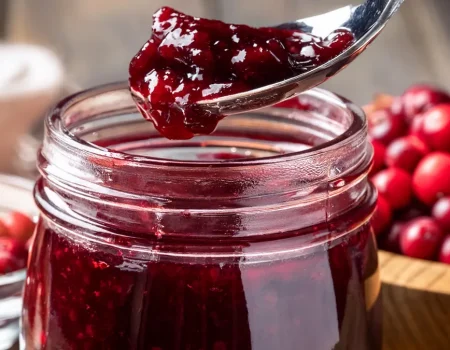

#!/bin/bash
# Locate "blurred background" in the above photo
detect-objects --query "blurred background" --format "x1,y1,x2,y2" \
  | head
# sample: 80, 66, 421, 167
1, 3, 449, 349
0, 0, 449, 176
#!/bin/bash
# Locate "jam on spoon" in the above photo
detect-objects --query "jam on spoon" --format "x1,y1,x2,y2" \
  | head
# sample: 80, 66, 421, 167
129, 7, 354, 140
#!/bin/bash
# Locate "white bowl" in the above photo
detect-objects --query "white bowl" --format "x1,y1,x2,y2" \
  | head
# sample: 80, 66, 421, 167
0, 174, 36, 349
0, 43, 64, 172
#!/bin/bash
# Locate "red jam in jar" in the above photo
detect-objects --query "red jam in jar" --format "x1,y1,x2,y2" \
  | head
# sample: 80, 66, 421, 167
129, 7, 355, 140
22, 84, 381, 350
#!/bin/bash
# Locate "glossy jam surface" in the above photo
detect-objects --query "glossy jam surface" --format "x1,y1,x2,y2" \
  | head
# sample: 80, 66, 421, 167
129, 7, 354, 139
23, 205, 380, 350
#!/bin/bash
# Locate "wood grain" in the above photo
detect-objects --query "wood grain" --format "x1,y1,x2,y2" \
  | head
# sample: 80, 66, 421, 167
379, 251, 450, 350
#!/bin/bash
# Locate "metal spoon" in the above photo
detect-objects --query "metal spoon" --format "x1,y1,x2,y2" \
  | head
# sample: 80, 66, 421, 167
197, 0, 404, 116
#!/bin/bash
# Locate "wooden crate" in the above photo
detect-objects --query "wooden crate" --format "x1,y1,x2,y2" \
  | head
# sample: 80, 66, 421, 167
380, 251, 450, 350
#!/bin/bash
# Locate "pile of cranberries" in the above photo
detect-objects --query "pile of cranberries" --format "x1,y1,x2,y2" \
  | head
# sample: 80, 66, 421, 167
0, 211, 35, 274
367, 84, 450, 264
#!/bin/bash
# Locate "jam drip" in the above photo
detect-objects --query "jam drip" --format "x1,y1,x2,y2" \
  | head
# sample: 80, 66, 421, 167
129, 7, 354, 140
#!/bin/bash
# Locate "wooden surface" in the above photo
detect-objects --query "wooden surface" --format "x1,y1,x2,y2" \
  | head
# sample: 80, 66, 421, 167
379, 251, 450, 350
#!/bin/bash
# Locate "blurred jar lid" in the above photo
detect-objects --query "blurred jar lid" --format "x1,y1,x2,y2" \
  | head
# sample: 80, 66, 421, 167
0, 43, 64, 101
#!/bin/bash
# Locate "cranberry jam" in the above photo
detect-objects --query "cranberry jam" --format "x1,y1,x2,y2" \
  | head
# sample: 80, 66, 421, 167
22, 85, 381, 350
129, 7, 354, 140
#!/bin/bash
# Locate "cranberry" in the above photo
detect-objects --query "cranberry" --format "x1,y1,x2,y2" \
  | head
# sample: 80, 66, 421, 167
1, 211, 35, 242
385, 136, 428, 172
369, 140, 386, 176
420, 104, 450, 152
371, 195, 392, 235
392, 84, 450, 123
397, 203, 429, 221
129, 7, 355, 140
381, 222, 404, 253
372, 168, 412, 210
409, 114, 426, 141
412, 152, 450, 205
0, 220, 9, 237
432, 197, 450, 231
438, 235, 450, 264
368, 108, 407, 145
0, 237, 28, 274
399, 217, 444, 259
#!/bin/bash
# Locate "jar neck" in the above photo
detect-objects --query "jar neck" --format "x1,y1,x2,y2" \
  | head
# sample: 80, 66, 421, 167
36, 83, 373, 239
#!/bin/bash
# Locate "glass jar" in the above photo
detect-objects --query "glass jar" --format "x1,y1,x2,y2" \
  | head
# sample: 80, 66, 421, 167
22, 83, 381, 350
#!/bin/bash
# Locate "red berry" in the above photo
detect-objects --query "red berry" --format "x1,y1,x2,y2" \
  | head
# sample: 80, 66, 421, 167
371, 195, 392, 235
382, 222, 404, 253
385, 136, 429, 172
372, 168, 413, 209
420, 104, 450, 152
399, 217, 444, 259
432, 197, 450, 231
397, 203, 429, 221
368, 108, 407, 145
438, 235, 450, 264
0, 237, 28, 274
0, 221, 9, 237
1, 211, 35, 242
413, 152, 450, 205
393, 84, 450, 123
409, 114, 426, 141
369, 140, 386, 176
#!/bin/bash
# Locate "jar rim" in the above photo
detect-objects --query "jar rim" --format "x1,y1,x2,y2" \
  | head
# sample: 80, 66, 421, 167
38, 83, 372, 238
47, 82, 367, 168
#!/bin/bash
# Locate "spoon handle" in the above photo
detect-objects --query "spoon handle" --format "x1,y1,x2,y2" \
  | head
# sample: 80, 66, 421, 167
346, 0, 405, 38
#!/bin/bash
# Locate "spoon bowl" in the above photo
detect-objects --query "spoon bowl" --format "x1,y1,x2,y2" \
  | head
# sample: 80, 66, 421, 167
197, 0, 404, 116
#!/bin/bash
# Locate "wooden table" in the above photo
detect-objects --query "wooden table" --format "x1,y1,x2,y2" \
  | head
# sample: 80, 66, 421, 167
10, 252, 450, 349
380, 251, 450, 350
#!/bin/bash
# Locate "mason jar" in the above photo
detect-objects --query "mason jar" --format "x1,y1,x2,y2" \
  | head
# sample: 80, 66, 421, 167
22, 83, 381, 350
